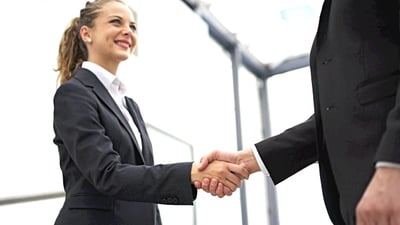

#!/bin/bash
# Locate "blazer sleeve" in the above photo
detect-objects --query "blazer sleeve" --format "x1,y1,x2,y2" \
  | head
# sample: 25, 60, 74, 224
53, 81, 196, 205
374, 10, 400, 164
254, 116, 318, 184
375, 83, 400, 164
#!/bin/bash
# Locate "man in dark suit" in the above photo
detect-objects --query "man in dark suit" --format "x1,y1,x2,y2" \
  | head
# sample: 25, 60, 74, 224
197, 1, 400, 224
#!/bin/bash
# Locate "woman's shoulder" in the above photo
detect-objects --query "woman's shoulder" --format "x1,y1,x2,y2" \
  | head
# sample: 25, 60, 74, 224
54, 76, 95, 102
56, 68, 95, 90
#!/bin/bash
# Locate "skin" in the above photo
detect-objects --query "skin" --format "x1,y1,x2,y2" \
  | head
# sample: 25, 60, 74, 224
79, 1, 249, 196
195, 149, 259, 197
356, 167, 400, 225
191, 161, 249, 197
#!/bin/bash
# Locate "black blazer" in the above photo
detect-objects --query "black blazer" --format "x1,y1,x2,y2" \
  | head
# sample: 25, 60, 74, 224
255, 1, 400, 224
53, 68, 196, 225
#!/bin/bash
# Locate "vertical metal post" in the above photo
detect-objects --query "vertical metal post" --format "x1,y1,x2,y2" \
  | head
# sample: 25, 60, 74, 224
231, 45, 249, 225
191, 143, 198, 225
258, 79, 280, 225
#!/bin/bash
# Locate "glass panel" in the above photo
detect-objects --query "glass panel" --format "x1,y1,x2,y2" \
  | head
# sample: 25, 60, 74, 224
204, 0, 323, 64
0, 198, 63, 225
238, 66, 268, 225
147, 124, 195, 225
266, 67, 331, 225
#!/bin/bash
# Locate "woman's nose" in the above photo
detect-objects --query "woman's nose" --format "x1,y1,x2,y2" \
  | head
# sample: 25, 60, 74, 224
123, 28, 131, 36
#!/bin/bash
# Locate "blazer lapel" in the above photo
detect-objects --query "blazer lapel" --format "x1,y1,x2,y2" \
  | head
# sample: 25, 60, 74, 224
314, 0, 331, 49
74, 69, 145, 162
125, 97, 154, 165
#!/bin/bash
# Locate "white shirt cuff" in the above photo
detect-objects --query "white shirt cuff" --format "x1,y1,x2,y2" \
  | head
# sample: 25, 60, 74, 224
375, 161, 400, 169
250, 145, 270, 176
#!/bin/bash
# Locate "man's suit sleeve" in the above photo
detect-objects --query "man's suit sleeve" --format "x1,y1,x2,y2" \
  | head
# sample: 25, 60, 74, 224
375, 84, 400, 163
254, 116, 318, 184
375, 8, 400, 163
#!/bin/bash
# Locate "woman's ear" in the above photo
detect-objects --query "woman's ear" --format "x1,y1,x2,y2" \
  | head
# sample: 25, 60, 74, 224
80, 25, 92, 43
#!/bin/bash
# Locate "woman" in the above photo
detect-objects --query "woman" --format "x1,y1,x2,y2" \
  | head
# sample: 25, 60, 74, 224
53, 1, 248, 224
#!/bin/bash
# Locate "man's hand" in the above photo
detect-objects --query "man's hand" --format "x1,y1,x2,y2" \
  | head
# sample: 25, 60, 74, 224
191, 160, 249, 198
197, 150, 240, 171
194, 149, 260, 197
198, 149, 260, 173
356, 167, 400, 225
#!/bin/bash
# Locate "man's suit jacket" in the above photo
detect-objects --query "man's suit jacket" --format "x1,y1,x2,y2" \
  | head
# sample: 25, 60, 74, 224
255, 1, 400, 224
53, 68, 196, 225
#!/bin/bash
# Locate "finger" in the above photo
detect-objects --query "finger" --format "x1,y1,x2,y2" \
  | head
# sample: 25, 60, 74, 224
356, 210, 376, 225
197, 157, 210, 171
209, 178, 219, 196
215, 183, 225, 198
355, 216, 367, 225
355, 205, 368, 225
193, 181, 201, 189
390, 215, 400, 225
198, 151, 219, 171
228, 163, 249, 180
223, 185, 233, 196
225, 171, 242, 189
201, 178, 211, 193
220, 177, 239, 192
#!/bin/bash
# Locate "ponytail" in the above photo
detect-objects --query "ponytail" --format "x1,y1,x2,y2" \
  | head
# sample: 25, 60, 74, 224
55, 17, 88, 85
55, 0, 127, 85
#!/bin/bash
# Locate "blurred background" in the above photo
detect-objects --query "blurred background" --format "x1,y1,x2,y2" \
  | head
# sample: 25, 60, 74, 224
0, 0, 330, 224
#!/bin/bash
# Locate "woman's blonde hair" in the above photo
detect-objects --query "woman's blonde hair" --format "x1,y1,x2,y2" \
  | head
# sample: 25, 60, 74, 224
55, 0, 127, 84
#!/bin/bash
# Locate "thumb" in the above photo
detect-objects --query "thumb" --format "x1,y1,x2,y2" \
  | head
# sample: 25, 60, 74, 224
197, 156, 210, 171
198, 150, 220, 171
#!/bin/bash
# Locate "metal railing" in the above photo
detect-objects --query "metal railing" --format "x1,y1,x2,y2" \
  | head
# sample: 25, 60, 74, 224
0, 192, 65, 206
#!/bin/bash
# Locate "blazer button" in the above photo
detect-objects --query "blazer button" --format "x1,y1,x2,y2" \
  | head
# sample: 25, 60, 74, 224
325, 105, 334, 111
322, 58, 332, 65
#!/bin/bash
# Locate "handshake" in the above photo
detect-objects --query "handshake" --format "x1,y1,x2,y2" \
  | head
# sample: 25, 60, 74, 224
190, 148, 261, 198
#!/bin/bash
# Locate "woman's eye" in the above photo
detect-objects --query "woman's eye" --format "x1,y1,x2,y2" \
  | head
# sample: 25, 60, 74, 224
130, 24, 137, 32
110, 19, 121, 25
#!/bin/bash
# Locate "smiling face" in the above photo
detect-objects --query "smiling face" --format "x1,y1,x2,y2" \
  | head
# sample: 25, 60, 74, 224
80, 1, 137, 74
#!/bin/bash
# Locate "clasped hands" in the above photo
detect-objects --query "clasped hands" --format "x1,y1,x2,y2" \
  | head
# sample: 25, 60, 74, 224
191, 148, 260, 198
